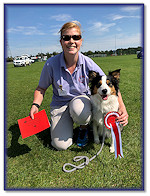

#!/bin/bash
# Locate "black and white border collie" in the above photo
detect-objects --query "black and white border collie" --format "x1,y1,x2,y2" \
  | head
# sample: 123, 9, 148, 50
89, 69, 121, 153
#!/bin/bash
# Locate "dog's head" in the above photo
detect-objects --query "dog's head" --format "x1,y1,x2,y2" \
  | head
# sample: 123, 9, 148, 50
89, 69, 121, 100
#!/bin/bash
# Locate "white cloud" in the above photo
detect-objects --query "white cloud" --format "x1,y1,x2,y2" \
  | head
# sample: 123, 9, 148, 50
49, 30, 59, 36
116, 27, 122, 32
121, 6, 141, 12
7, 26, 45, 35
88, 22, 116, 33
49, 24, 62, 36
111, 15, 125, 21
50, 14, 72, 22
111, 14, 140, 21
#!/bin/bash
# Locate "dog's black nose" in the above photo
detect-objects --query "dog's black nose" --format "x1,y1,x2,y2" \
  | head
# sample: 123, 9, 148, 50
102, 89, 107, 94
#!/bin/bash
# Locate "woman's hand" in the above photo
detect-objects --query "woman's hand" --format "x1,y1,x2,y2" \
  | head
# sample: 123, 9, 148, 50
29, 105, 39, 120
117, 91, 129, 126
116, 106, 128, 126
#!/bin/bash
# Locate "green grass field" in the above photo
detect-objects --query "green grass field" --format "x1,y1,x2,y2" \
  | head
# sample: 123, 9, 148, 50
5, 54, 144, 190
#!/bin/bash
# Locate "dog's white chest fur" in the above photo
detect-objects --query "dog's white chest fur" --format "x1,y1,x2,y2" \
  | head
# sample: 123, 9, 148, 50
90, 94, 119, 147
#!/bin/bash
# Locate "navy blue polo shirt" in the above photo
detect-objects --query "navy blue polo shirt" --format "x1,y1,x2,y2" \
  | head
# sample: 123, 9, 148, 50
39, 52, 105, 106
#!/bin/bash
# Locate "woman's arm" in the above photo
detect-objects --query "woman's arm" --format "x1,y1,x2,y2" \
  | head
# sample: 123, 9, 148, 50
29, 86, 47, 119
117, 91, 129, 126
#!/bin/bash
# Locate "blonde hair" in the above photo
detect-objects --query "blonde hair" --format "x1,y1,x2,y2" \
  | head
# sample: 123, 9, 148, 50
59, 21, 82, 37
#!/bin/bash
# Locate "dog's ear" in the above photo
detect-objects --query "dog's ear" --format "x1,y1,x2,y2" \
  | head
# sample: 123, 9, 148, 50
109, 69, 121, 82
89, 71, 100, 82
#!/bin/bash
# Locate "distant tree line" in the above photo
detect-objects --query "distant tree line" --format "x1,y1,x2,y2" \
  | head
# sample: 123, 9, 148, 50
6, 46, 142, 62
81, 46, 142, 56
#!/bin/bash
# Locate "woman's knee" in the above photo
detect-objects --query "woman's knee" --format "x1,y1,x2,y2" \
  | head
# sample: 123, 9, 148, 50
69, 95, 92, 125
51, 138, 73, 151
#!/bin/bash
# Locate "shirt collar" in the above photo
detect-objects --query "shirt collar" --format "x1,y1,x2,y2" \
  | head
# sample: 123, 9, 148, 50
60, 52, 66, 68
77, 52, 83, 67
60, 52, 83, 68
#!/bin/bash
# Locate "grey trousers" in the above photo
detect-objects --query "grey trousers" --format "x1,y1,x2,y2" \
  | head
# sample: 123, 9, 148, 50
50, 95, 92, 150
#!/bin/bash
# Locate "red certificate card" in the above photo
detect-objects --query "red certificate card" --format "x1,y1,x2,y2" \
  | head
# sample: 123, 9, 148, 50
18, 110, 50, 139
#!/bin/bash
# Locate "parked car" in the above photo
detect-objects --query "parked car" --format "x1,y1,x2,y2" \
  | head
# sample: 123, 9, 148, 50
13, 56, 31, 67
29, 58, 35, 64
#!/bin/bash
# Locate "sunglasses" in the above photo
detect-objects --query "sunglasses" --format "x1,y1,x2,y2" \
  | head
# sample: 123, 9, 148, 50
61, 35, 82, 41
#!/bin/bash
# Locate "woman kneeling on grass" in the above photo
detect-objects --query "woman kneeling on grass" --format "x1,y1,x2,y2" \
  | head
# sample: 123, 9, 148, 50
29, 21, 128, 150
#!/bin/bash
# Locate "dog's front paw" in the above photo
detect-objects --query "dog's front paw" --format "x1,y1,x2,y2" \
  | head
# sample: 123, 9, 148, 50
94, 138, 100, 144
110, 146, 115, 153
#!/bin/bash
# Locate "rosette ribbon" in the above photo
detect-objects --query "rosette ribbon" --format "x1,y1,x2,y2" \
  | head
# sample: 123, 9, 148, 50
104, 112, 124, 158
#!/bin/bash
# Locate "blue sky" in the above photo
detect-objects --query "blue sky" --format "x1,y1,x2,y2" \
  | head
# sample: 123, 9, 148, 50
5, 4, 143, 57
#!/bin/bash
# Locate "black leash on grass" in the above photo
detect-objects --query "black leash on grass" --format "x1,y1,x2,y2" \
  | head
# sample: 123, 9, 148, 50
63, 131, 106, 173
